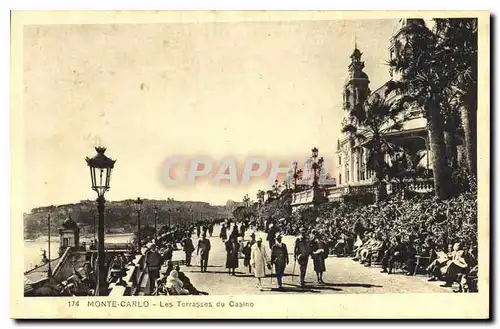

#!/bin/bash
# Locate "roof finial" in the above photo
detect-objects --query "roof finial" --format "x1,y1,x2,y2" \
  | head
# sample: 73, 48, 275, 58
354, 32, 357, 50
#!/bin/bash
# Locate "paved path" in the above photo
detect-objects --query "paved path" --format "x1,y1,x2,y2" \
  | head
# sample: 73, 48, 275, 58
180, 226, 451, 295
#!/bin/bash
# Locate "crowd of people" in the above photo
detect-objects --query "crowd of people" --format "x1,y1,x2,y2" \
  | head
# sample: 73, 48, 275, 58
180, 218, 330, 291
138, 191, 478, 295
277, 191, 478, 292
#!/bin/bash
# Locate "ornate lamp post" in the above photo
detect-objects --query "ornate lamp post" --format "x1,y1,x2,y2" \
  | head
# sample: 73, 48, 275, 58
311, 147, 324, 187
85, 146, 116, 296
312, 147, 319, 159
273, 179, 280, 196
153, 205, 159, 240
292, 161, 298, 190
134, 197, 143, 251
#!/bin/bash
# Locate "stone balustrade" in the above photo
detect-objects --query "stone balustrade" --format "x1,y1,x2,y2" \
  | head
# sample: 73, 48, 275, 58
297, 178, 436, 204
291, 188, 327, 206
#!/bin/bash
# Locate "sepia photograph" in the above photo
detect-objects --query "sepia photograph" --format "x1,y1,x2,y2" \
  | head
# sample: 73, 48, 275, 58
10, 10, 490, 319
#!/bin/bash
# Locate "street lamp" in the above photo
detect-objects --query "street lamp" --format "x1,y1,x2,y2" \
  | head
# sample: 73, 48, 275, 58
153, 205, 159, 240
292, 161, 298, 190
134, 197, 143, 251
273, 179, 280, 196
85, 146, 116, 296
312, 147, 319, 159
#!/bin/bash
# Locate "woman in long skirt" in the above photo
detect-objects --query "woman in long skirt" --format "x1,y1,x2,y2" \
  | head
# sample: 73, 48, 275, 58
220, 224, 227, 242
242, 241, 253, 273
311, 231, 328, 283
225, 236, 240, 275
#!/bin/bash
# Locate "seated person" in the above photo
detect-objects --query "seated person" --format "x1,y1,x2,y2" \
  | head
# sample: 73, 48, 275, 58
365, 234, 388, 267
175, 265, 208, 295
440, 243, 471, 288
333, 233, 347, 256
75, 262, 96, 290
426, 243, 457, 281
352, 234, 364, 257
165, 270, 189, 295
153, 261, 174, 295
464, 260, 478, 292
380, 236, 405, 274
358, 233, 380, 263
403, 238, 418, 275
353, 232, 375, 261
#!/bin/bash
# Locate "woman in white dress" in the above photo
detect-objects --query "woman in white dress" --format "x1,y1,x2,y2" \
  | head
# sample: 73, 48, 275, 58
250, 237, 271, 290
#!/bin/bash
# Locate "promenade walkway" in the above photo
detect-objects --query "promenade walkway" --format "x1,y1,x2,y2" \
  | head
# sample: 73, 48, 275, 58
181, 227, 450, 295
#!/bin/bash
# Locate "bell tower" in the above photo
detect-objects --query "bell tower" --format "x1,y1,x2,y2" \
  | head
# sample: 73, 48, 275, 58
342, 45, 370, 124
338, 45, 371, 186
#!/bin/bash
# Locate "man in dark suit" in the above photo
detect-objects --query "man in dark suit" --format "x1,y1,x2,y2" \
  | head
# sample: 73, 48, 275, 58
271, 233, 289, 289
145, 245, 162, 294
294, 227, 312, 288
197, 233, 211, 272
181, 234, 195, 266
267, 223, 278, 249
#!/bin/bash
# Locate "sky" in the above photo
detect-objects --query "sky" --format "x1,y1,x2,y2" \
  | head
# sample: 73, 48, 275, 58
22, 18, 401, 211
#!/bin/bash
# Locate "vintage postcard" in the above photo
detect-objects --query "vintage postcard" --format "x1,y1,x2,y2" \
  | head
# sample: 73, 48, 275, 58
11, 10, 490, 319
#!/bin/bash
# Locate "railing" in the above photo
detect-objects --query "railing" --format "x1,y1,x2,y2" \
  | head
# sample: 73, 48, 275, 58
108, 254, 145, 297
325, 178, 434, 201
291, 189, 312, 205
291, 188, 326, 205
108, 241, 152, 297
51, 247, 72, 278
326, 182, 377, 201
400, 178, 434, 193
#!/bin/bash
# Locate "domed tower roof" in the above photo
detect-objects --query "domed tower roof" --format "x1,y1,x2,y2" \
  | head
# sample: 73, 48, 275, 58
62, 216, 78, 230
350, 47, 362, 60
345, 46, 369, 86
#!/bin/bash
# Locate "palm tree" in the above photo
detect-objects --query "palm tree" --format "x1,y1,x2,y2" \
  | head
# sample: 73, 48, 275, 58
342, 93, 404, 201
435, 18, 478, 177
387, 19, 451, 200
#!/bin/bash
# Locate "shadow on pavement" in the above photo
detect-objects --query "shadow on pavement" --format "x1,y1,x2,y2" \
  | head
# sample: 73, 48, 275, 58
232, 273, 300, 278
186, 270, 244, 275
269, 287, 323, 293
282, 283, 342, 292
321, 282, 383, 288
235, 272, 255, 278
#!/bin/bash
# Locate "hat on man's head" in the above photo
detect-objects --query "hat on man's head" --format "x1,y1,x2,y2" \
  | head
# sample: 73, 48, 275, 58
276, 233, 283, 239
299, 227, 305, 233
257, 237, 263, 242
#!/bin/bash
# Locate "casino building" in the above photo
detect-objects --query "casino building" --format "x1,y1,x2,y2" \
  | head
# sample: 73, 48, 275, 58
291, 19, 458, 208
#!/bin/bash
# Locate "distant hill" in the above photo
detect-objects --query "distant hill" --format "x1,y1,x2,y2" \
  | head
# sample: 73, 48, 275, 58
24, 199, 231, 238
